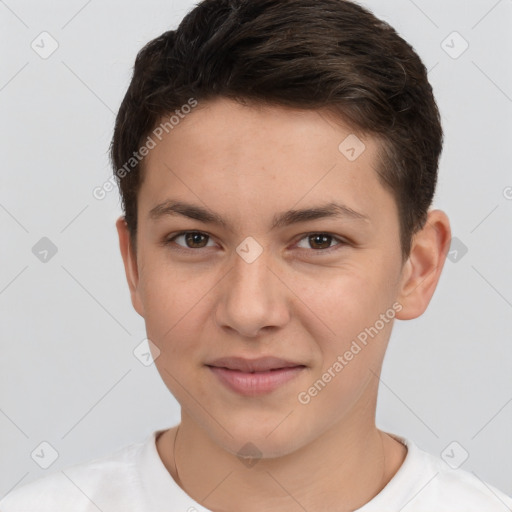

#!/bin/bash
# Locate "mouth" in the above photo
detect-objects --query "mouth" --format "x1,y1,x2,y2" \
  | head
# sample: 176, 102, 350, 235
205, 356, 306, 395
206, 356, 305, 373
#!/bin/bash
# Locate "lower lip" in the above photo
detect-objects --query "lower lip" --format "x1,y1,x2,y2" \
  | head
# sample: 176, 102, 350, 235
207, 365, 305, 395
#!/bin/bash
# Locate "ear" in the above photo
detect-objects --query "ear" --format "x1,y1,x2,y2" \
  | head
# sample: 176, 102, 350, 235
115, 216, 145, 318
396, 209, 451, 320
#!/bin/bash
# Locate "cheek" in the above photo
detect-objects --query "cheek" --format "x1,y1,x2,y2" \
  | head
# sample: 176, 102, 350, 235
138, 260, 203, 350
140, 265, 208, 396
295, 273, 395, 414
294, 265, 392, 338
293, 262, 399, 386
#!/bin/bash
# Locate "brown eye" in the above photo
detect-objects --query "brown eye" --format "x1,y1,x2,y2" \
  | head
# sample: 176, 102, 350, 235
308, 234, 333, 250
296, 233, 343, 251
167, 231, 214, 249
184, 232, 209, 248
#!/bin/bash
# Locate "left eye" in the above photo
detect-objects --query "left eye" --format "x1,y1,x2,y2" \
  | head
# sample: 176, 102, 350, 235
296, 233, 344, 251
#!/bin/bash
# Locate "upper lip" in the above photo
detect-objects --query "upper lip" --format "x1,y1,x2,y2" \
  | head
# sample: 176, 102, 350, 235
206, 356, 305, 373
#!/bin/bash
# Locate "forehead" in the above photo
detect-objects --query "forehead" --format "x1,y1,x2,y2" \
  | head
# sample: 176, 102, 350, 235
152, 97, 375, 166
138, 97, 395, 227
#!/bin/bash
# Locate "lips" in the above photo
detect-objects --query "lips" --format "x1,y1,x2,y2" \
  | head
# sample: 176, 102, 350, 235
206, 356, 305, 373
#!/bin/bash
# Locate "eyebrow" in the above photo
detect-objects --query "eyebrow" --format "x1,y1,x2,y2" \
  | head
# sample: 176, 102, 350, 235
148, 200, 370, 230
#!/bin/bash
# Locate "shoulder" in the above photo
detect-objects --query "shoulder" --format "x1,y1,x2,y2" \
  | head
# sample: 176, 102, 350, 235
426, 454, 511, 504
421, 449, 512, 509
371, 435, 512, 511
0, 436, 150, 511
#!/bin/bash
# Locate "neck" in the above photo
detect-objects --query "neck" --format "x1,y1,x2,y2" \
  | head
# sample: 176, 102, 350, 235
158, 402, 406, 512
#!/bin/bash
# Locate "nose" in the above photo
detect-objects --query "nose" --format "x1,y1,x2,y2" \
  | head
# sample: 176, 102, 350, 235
215, 247, 290, 338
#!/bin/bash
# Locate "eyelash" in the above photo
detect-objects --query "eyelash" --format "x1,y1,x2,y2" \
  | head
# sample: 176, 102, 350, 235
162, 231, 348, 255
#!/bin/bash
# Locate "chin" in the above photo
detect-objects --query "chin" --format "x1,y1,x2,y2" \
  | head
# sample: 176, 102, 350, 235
209, 417, 311, 460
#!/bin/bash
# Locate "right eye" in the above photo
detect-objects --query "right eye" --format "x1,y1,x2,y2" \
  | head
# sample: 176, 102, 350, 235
163, 231, 217, 251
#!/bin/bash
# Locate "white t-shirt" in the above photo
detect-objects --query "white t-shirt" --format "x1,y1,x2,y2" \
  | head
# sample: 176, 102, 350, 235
1, 429, 511, 511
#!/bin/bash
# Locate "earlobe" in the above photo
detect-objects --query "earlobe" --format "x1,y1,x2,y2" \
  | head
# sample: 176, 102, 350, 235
396, 210, 451, 320
115, 216, 145, 318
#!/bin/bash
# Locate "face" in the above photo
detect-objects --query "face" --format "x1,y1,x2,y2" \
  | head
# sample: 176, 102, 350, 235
118, 97, 414, 457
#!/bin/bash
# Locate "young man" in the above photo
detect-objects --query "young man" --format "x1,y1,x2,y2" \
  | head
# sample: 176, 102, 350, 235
2, 0, 511, 510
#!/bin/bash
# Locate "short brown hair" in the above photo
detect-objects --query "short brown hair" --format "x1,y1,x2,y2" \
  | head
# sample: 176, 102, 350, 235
110, 0, 443, 259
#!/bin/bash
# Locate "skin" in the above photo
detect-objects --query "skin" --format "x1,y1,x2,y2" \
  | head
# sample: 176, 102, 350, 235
116, 97, 451, 512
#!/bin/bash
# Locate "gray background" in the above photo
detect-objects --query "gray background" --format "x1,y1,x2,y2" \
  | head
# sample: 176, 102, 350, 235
1, 0, 511, 501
